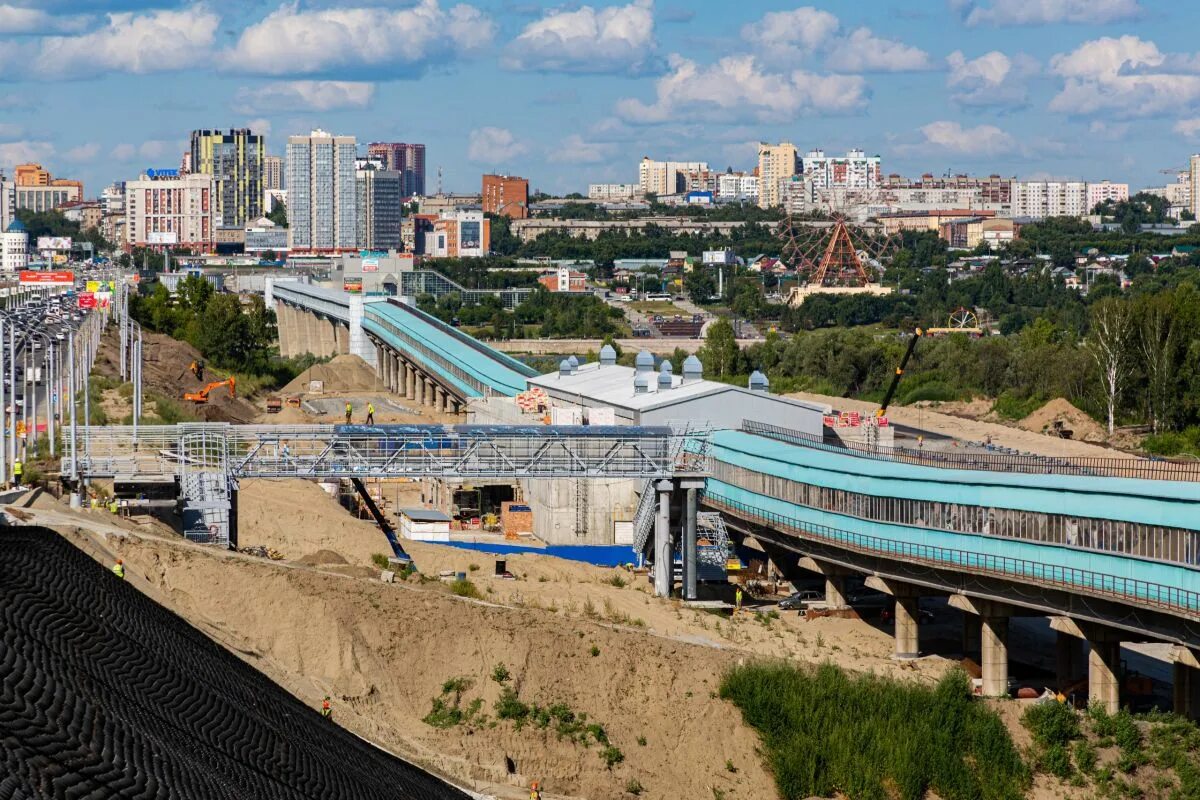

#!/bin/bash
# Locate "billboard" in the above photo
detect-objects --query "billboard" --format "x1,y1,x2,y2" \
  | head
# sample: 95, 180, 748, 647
344, 280, 363, 294
147, 231, 178, 245
460, 221, 481, 250
37, 236, 72, 251
19, 270, 74, 286
77, 292, 96, 309
360, 250, 386, 272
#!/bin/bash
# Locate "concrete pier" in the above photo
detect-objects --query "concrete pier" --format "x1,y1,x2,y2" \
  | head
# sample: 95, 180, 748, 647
980, 616, 1009, 697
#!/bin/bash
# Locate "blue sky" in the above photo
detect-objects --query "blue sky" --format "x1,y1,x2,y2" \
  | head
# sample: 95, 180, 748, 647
0, 0, 1196, 196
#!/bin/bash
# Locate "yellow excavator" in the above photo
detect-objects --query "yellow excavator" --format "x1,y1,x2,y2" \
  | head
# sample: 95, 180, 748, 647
184, 376, 236, 405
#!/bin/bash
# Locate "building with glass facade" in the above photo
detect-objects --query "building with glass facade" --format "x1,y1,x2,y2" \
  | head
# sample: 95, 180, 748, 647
286, 129, 357, 253
189, 129, 265, 230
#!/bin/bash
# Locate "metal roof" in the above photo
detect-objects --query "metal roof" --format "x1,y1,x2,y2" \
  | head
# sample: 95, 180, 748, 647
398, 508, 452, 522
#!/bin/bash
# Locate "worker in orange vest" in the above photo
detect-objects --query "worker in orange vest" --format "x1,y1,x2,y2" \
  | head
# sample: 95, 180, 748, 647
322, 695, 332, 719
530, 781, 542, 800
344, 402, 352, 424
112, 559, 125, 580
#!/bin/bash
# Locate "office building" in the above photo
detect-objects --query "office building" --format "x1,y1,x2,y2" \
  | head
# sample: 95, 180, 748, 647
1012, 180, 1089, 220
638, 158, 710, 197
263, 155, 284, 191
286, 129, 358, 252
367, 142, 426, 197
124, 170, 215, 250
717, 173, 759, 202
482, 173, 529, 219
2, 218, 28, 271
538, 267, 587, 292
0, 174, 12, 232
356, 165, 404, 251
757, 143, 798, 209
427, 210, 490, 258
801, 149, 882, 191
244, 217, 289, 254
189, 128, 265, 229
588, 183, 642, 201
11, 163, 83, 212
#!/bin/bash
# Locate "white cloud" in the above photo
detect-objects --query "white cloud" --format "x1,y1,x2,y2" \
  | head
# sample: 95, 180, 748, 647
615, 54, 866, 124
62, 142, 100, 162
917, 120, 1017, 155
139, 140, 173, 161
0, 141, 54, 165
504, 0, 656, 74
1088, 120, 1130, 140
35, 6, 218, 78
547, 134, 615, 164
467, 127, 526, 164
946, 50, 1037, 107
110, 143, 137, 162
740, 7, 839, 56
233, 81, 375, 113
741, 7, 929, 73
960, 0, 1142, 26
825, 28, 933, 73
0, 5, 88, 34
1048, 36, 1200, 117
1174, 119, 1200, 138
244, 118, 272, 139
226, 0, 494, 77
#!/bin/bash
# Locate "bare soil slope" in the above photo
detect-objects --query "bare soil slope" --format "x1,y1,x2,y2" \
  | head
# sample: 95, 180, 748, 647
1019, 397, 1107, 443
94, 327, 258, 423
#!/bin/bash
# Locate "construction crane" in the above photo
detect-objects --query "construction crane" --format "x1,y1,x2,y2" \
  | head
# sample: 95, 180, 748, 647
875, 329, 923, 418
183, 377, 236, 405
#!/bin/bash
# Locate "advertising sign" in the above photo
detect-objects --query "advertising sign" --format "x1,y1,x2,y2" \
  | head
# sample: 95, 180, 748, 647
52, 254, 68, 265
77, 292, 96, 309
85, 280, 99, 292
147, 231, 178, 245
343, 280, 363, 294
19, 270, 74, 286
360, 250, 385, 272
37, 236, 72, 251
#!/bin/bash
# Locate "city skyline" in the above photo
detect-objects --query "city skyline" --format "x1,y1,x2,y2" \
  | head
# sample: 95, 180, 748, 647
0, 0, 1195, 195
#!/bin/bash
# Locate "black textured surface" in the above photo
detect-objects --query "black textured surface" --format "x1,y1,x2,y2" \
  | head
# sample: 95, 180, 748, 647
0, 527, 470, 800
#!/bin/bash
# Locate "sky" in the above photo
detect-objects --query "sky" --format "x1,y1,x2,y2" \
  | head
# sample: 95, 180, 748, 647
0, 0, 1197, 196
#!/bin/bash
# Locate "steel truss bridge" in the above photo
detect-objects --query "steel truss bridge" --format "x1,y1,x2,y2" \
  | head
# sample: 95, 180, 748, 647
75, 423, 707, 547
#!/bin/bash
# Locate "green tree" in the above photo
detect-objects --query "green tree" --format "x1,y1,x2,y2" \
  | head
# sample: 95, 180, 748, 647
267, 199, 288, 228
683, 268, 717, 304
699, 318, 740, 378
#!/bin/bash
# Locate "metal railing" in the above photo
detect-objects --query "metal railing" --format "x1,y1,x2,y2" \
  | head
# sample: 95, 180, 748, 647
705, 494, 1200, 618
741, 420, 1200, 482
77, 423, 698, 481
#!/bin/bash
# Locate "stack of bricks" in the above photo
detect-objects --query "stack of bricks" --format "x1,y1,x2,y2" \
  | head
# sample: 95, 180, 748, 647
500, 501, 534, 538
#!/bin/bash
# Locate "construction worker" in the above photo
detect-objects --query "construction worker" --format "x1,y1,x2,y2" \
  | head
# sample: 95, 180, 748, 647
366, 402, 375, 425
321, 696, 332, 719
109, 497, 119, 514
112, 559, 125, 580
344, 402, 352, 424
530, 781, 542, 800
734, 586, 743, 614
11, 458, 21, 488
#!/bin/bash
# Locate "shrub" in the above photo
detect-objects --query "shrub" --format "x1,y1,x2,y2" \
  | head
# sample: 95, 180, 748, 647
494, 687, 530, 723
450, 579, 482, 599
371, 553, 390, 570
491, 663, 511, 684
606, 573, 627, 588
993, 390, 1043, 421
1039, 743, 1073, 778
1022, 702, 1081, 747
1073, 739, 1097, 774
468, 563, 479, 572
600, 745, 625, 769
720, 663, 1028, 800
625, 778, 644, 795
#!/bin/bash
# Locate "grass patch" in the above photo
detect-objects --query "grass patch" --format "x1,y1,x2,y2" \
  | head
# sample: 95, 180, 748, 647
720, 662, 1028, 800
629, 300, 682, 316
605, 573, 628, 588
371, 553, 390, 570
449, 578, 483, 599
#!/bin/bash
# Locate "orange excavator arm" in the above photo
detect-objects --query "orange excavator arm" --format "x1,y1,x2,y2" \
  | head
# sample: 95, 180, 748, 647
183, 376, 236, 404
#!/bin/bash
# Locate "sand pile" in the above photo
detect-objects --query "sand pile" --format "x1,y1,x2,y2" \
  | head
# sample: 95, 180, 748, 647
236, 478, 391, 565
1019, 398, 1107, 443
282, 354, 381, 395
94, 327, 259, 423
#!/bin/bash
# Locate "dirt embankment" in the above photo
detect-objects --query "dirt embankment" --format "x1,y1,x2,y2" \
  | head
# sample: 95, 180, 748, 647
281, 354, 383, 395
94, 326, 258, 423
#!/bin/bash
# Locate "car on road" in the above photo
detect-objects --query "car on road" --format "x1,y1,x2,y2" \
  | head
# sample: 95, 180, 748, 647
778, 589, 824, 610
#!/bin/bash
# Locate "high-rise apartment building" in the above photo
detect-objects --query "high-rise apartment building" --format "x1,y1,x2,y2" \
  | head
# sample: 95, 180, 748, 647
801, 149, 882, 191
356, 166, 403, 251
367, 142, 426, 197
638, 157, 710, 196
756, 143, 798, 209
286, 129, 357, 252
189, 128, 265, 229
1189, 155, 1200, 220
124, 171, 215, 250
1086, 180, 1130, 211
1011, 180, 1089, 220
482, 173, 529, 219
263, 155, 284, 191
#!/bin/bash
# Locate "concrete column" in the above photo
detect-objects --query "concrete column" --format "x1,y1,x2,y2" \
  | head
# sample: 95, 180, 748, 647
375, 343, 384, 382
442, 391, 454, 414
405, 365, 416, 400
1089, 640, 1121, 714
434, 386, 445, 412
1056, 631, 1085, 691
302, 311, 318, 357
894, 596, 919, 660
278, 304, 294, 358
683, 486, 698, 601
415, 373, 425, 405
980, 616, 1009, 697
424, 379, 435, 407
653, 480, 673, 598
825, 576, 847, 609
1174, 662, 1200, 720
397, 357, 407, 395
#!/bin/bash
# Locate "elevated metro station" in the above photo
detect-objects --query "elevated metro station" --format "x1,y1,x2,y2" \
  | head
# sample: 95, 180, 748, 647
254, 278, 1200, 717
